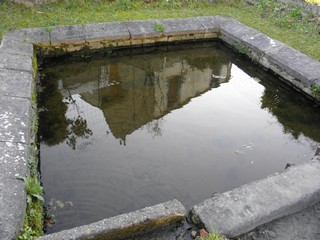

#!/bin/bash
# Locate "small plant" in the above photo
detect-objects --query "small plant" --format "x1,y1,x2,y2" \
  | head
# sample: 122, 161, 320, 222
44, 26, 52, 33
312, 84, 320, 96
17, 175, 44, 239
154, 23, 165, 33
202, 232, 226, 240
18, 176, 44, 204
17, 226, 36, 240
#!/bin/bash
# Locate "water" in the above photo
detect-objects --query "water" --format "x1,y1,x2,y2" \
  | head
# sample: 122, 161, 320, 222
38, 42, 320, 233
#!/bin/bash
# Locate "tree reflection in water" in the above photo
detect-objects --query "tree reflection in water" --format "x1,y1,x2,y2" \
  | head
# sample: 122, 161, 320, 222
39, 75, 93, 150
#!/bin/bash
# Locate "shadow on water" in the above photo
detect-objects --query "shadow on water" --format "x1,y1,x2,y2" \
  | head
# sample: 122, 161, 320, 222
38, 41, 320, 233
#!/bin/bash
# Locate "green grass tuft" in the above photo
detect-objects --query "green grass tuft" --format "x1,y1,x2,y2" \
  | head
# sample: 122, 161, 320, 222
202, 232, 226, 240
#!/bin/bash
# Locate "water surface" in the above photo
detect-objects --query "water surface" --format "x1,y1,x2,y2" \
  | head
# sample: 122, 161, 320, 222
39, 42, 320, 233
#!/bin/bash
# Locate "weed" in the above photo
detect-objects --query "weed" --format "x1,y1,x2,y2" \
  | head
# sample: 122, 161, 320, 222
154, 22, 165, 32
44, 26, 52, 32
312, 84, 320, 96
17, 226, 36, 240
17, 175, 44, 239
202, 232, 226, 240
288, 6, 302, 19
18, 176, 44, 203
28, 157, 38, 176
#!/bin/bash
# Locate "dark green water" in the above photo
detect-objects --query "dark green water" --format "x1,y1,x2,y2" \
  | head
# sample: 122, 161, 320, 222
38, 42, 320, 233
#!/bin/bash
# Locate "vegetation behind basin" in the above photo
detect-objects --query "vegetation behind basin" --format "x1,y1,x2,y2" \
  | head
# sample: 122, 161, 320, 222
1, 0, 320, 60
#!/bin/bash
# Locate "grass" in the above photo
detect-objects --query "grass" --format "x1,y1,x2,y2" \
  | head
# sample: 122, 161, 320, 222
202, 232, 226, 240
154, 22, 165, 32
0, 0, 319, 60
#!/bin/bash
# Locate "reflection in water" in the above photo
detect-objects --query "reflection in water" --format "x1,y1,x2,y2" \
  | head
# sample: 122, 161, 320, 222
39, 75, 93, 149
261, 88, 320, 143
41, 45, 231, 145
39, 42, 320, 233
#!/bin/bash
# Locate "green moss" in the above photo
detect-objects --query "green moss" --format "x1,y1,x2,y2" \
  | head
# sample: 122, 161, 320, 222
18, 188, 44, 239
235, 42, 250, 55
17, 175, 44, 239
0, 0, 319, 59
17, 54, 43, 239
32, 53, 38, 78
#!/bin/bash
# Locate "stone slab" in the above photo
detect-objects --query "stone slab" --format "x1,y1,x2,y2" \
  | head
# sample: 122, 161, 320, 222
0, 52, 33, 73
196, 16, 229, 33
126, 20, 162, 39
50, 25, 86, 45
156, 18, 205, 36
0, 141, 28, 180
191, 160, 320, 238
84, 21, 130, 42
0, 35, 34, 57
37, 200, 186, 240
266, 45, 320, 86
0, 69, 33, 98
4, 27, 50, 44
220, 19, 260, 44
0, 96, 31, 144
238, 201, 320, 240
0, 178, 26, 240
241, 33, 284, 54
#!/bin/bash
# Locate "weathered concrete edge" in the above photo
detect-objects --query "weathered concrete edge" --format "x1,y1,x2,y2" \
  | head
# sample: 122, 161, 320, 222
37, 200, 186, 240
0, 33, 36, 239
191, 159, 320, 238
1, 16, 320, 239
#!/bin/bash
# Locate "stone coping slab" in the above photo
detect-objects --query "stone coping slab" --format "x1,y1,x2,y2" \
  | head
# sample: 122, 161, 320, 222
191, 159, 320, 238
1, 16, 320, 240
0, 178, 27, 240
0, 52, 33, 73
0, 35, 34, 57
37, 200, 186, 240
0, 69, 33, 98
126, 20, 162, 39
